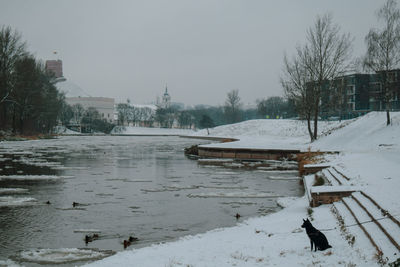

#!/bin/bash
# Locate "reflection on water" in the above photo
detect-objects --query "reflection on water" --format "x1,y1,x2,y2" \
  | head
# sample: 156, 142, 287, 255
0, 136, 303, 266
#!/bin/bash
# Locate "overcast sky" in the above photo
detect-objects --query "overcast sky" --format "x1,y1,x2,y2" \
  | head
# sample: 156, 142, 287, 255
0, 0, 384, 106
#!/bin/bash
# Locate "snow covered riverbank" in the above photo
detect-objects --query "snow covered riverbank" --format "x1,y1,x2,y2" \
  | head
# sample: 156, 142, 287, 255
87, 196, 379, 267
192, 118, 352, 150
87, 112, 400, 266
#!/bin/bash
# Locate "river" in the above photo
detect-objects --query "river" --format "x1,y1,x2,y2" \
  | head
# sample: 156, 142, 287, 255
0, 136, 303, 266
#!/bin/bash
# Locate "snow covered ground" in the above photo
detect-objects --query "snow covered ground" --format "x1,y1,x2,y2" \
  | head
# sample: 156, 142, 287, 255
85, 112, 400, 266
53, 126, 81, 135
192, 119, 352, 150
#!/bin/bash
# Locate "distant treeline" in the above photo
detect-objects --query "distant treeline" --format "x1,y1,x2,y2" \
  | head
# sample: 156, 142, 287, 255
116, 91, 296, 131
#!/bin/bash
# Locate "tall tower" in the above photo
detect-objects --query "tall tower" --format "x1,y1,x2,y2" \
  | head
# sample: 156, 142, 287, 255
162, 84, 171, 108
45, 59, 63, 78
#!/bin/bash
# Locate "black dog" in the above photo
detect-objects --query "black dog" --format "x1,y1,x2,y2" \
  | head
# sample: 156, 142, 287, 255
301, 218, 332, 251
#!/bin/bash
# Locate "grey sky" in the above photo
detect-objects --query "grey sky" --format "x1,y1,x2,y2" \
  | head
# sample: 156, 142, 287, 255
0, 0, 384, 106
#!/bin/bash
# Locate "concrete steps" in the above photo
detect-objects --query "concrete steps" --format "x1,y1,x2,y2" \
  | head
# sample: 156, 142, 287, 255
332, 202, 377, 258
332, 192, 400, 262
321, 167, 351, 186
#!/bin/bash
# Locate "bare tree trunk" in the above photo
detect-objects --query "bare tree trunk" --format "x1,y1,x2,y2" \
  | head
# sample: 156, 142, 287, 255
306, 115, 314, 142
386, 109, 391, 125
12, 104, 16, 134
313, 104, 319, 141
0, 104, 6, 129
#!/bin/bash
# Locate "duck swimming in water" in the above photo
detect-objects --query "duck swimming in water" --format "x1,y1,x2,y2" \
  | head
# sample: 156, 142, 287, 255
85, 235, 92, 244
129, 236, 139, 242
85, 234, 99, 244
123, 239, 131, 249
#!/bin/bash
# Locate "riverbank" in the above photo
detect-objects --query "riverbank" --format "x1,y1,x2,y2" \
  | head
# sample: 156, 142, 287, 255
111, 126, 194, 136
0, 134, 57, 142
87, 112, 400, 266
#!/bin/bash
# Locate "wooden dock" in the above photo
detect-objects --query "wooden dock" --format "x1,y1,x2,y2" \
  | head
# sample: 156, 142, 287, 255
302, 164, 330, 175
310, 186, 359, 207
197, 146, 300, 161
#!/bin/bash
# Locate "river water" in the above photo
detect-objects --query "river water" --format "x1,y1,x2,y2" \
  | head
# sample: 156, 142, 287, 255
0, 136, 303, 266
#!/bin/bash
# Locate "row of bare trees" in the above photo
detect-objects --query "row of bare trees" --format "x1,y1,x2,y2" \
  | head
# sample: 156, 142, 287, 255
364, 0, 400, 125
114, 89, 249, 130
59, 103, 114, 133
116, 101, 155, 127
282, 0, 400, 141
0, 26, 64, 134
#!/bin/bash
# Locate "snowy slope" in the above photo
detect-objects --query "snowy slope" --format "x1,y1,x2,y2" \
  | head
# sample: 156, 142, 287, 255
193, 119, 350, 150
194, 119, 345, 139
312, 111, 400, 151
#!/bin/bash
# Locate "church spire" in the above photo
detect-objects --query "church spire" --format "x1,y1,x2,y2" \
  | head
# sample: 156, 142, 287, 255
162, 83, 171, 108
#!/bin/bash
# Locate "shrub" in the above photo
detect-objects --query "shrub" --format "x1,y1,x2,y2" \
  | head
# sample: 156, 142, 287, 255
313, 174, 325, 186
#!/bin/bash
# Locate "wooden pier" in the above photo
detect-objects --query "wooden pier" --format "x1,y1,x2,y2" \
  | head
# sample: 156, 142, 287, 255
310, 186, 359, 207
197, 147, 300, 161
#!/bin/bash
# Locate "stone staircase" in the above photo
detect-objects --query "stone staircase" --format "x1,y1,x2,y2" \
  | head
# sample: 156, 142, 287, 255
325, 168, 400, 262
321, 167, 351, 186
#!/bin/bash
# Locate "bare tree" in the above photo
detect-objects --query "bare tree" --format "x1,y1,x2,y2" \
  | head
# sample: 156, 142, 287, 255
137, 107, 155, 127
11, 56, 41, 133
224, 89, 242, 123
281, 53, 317, 140
0, 26, 27, 128
364, 0, 400, 125
282, 13, 353, 141
256, 96, 287, 119
199, 114, 214, 135
116, 103, 130, 126
177, 111, 193, 129
71, 104, 85, 126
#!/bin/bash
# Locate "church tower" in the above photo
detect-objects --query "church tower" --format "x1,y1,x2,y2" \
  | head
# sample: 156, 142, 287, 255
161, 84, 171, 108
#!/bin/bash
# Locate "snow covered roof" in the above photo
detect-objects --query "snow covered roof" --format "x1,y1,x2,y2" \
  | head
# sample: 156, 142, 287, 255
56, 80, 90, 98
130, 104, 157, 110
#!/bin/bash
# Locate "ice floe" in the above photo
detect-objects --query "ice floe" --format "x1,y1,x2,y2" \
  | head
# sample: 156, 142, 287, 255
0, 188, 28, 195
13, 158, 62, 167
18, 248, 115, 264
0, 259, 22, 267
0, 196, 37, 207
52, 166, 89, 170
73, 229, 102, 233
0, 175, 73, 181
187, 192, 282, 198
0, 151, 34, 156
267, 176, 300, 180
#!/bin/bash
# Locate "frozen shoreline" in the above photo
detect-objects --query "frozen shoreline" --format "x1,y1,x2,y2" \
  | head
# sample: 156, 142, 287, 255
110, 126, 194, 136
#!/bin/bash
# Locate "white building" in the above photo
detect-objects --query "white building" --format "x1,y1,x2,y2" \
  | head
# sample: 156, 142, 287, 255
66, 97, 115, 123
56, 80, 115, 123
